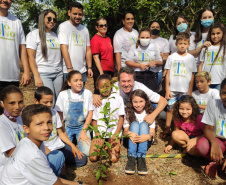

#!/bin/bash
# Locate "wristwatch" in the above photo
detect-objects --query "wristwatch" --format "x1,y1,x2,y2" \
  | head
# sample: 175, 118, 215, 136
88, 67, 92, 69
149, 134, 153, 141
78, 181, 83, 185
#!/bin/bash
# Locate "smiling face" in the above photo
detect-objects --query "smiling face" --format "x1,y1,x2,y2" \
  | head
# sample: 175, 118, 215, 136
122, 13, 134, 32
119, 73, 134, 94
195, 76, 210, 93
132, 95, 146, 114
68, 7, 83, 26
178, 102, 193, 121
0, 0, 12, 11
68, 73, 83, 93
1, 92, 24, 117
23, 112, 53, 148
44, 12, 56, 32
98, 79, 111, 97
96, 19, 108, 35
211, 27, 223, 46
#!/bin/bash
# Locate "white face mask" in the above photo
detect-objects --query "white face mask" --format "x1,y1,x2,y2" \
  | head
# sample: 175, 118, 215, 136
140, 39, 150, 47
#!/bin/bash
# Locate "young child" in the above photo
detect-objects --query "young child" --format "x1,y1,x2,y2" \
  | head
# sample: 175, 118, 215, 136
0, 85, 25, 173
55, 70, 94, 156
35, 86, 87, 167
196, 78, 226, 178
161, 32, 197, 138
198, 23, 226, 90
89, 74, 125, 163
164, 95, 204, 156
126, 28, 162, 92
124, 89, 155, 175
192, 71, 220, 114
0, 104, 85, 185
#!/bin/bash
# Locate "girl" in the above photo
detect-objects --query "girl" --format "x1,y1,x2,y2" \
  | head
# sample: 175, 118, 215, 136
55, 70, 93, 156
113, 11, 138, 71
126, 28, 162, 92
90, 17, 114, 94
169, 15, 196, 54
198, 23, 226, 90
89, 74, 125, 163
26, 9, 62, 104
124, 89, 155, 175
196, 78, 226, 178
164, 95, 204, 156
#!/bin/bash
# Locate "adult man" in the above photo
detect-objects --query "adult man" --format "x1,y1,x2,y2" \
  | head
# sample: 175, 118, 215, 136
94, 67, 167, 125
57, 1, 93, 83
0, 0, 31, 92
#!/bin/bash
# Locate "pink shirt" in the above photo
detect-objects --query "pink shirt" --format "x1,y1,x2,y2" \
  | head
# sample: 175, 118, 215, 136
174, 114, 204, 136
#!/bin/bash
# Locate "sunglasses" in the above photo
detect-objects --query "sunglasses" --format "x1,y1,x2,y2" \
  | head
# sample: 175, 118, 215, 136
47, 17, 57, 23
98, 24, 108, 28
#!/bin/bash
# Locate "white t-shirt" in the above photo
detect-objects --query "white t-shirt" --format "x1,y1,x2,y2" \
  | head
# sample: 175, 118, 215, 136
0, 13, 25, 81
93, 94, 125, 138
113, 28, 138, 68
168, 33, 196, 54
202, 99, 226, 139
124, 110, 156, 129
165, 52, 197, 93
0, 138, 57, 185
55, 89, 94, 121
192, 88, 220, 114
26, 29, 62, 73
57, 21, 90, 73
195, 33, 208, 68
151, 37, 170, 72
0, 115, 25, 173
44, 109, 65, 151
200, 45, 226, 84
112, 81, 160, 105
126, 41, 162, 72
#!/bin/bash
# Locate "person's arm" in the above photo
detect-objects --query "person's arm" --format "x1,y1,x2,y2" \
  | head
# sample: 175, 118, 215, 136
164, 126, 180, 153
163, 53, 170, 63
125, 60, 147, 71
198, 62, 204, 73
93, 94, 102, 107
187, 73, 194, 95
115, 53, 122, 71
148, 60, 163, 67
93, 54, 104, 74
189, 41, 212, 58
27, 48, 43, 87
44, 146, 51, 155
204, 124, 224, 164
60, 44, 73, 73
198, 104, 207, 110
165, 69, 171, 100
20, 44, 31, 86
86, 46, 93, 77
6, 147, 16, 157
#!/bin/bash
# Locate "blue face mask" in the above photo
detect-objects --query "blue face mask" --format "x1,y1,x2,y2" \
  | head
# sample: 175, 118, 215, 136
177, 23, 188, 33
201, 19, 214, 27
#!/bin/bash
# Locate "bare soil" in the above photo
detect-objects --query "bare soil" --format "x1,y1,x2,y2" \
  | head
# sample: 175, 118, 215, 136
20, 76, 226, 185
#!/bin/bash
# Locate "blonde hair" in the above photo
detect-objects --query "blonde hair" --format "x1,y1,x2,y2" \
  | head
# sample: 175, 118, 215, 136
195, 71, 211, 82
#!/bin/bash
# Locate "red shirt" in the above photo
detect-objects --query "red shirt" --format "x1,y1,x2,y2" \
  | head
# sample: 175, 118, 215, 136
90, 34, 114, 72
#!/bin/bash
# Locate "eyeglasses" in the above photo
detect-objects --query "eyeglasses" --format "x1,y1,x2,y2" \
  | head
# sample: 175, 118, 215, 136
47, 17, 57, 23
98, 24, 108, 28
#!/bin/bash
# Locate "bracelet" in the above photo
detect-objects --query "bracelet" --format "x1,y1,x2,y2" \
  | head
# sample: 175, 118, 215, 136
67, 67, 73, 69
148, 134, 153, 141
88, 67, 92, 69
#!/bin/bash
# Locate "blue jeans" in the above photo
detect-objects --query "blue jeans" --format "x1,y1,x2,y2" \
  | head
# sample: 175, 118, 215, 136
209, 84, 220, 91
157, 71, 163, 88
59, 143, 87, 167
39, 71, 63, 105
47, 150, 65, 176
128, 121, 149, 158
65, 125, 91, 156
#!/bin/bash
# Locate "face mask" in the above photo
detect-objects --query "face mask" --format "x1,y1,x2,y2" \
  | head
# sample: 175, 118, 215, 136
151, 29, 160, 35
177, 23, 188, 33
201, 19, 214, 27
140, 39, 150, 47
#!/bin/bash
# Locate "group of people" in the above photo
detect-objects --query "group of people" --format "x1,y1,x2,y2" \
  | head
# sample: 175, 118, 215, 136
0, 0, 226, 184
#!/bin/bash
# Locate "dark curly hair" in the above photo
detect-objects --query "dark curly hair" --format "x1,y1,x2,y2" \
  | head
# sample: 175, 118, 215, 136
173, 95, 200, 124
125, 89, 153, 125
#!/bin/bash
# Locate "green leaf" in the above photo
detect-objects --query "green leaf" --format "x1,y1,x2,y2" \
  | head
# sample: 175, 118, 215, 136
99, 180, 102, 185
91, 152, 99, 156
169, 171, 178, 177
101, 164, 106, 173
96, 170, 100, 180
101, 173, 107, 178
105, 141, 111, 149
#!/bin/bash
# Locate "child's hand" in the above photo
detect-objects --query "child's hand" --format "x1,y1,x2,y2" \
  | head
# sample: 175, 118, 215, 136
71, 145, 84, 160
164, 145, 173, 153
210, 140, 224, 164
203, 41, 212, 48
186, 138, 197, 152
148, 61, 156, 68
165, 91, 172, 100
93, 94, 102, 107
128, 131, 139, 144
78, 130, 91, 146
133, 134, 150, 143
139, 63, 148, 71
143, 114, 155, 125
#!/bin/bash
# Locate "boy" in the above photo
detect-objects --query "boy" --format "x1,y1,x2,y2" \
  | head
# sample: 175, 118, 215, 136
34, 86, 87, 167
192, 72, 220, 114
0, 104, 85, 185
161, 32, 197, 138
89, 74, 125, 163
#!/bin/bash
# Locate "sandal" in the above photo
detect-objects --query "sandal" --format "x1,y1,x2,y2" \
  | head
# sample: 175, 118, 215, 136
204, 162, 219, 178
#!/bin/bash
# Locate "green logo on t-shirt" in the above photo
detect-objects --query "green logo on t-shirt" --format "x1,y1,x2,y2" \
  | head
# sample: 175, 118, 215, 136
129, 37, 137, 45
72, 33, 84, 46
0, 23, 16, 40
47, 39, 60, 49
172, 61, 188, 77
206, 51, 223, 65
216, 118, 226, 137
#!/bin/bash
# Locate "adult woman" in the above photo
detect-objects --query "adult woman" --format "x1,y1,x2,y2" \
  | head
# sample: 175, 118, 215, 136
169, 15, 196, 54
149, 21, 170, 87
190, 8, 215, 68
26, 9, 62, 104
90, 18, 114, 94
113, 12, 138, 71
